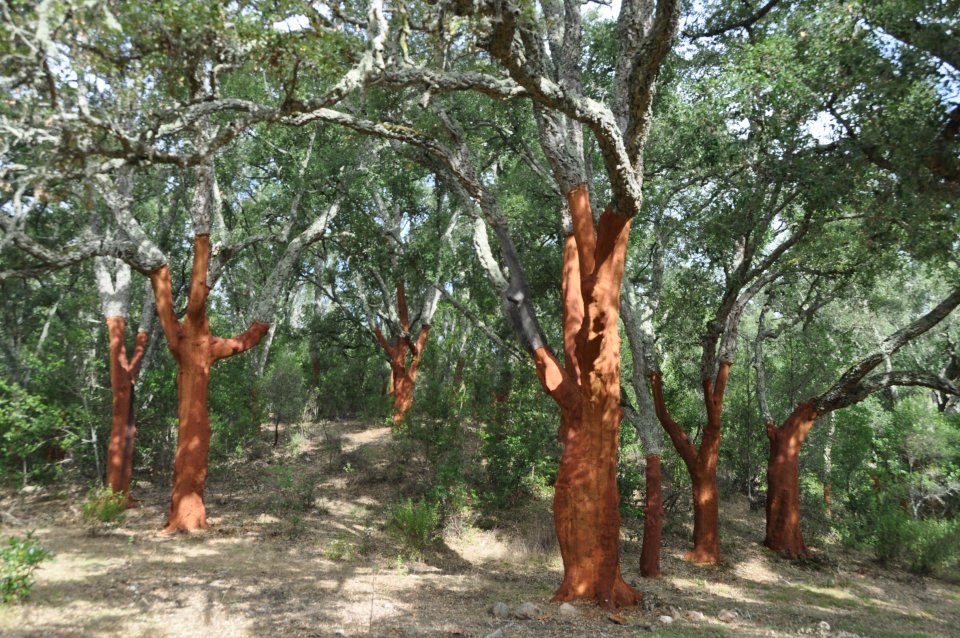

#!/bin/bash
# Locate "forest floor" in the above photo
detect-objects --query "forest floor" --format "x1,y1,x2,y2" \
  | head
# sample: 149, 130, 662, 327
1, 417, 959, 638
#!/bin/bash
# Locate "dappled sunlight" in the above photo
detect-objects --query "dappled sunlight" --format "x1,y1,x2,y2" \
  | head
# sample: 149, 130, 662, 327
733, 555, 780, 584
3, 419, 959, 638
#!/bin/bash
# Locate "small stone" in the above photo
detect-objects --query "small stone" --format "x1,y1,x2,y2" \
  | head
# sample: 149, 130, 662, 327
559, 602, 579, 618
514, 602, 540, 619
484, 630, 503, 638
684, 610, 705, 621
490, 602, 510, 619
718, 609, 739, 622
658, 615, 674, 624
819, 621, 831, 632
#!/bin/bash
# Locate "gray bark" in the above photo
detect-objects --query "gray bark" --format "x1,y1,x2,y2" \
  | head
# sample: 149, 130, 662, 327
93, 257, 132, 318
622, 285, 662, 455
816, 286, 960, 413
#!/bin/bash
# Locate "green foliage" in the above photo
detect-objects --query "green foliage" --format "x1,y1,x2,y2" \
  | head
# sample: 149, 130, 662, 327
262, 351, 307, 427
388, 498, 440, 557
262, 465, 316, 515
0, 379, 81, 484
871, 503, 960, 574
1, 532, 51, 604
478, 374, 560, 508
81, 486, 127, 527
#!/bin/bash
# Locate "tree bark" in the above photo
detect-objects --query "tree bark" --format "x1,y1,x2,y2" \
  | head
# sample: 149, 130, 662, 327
639, 453, 663, 577
373, 280, 432, 425
150, 235, 269, 532
104, 316, 147, 506
538, 186, 640, 608
649, 364, 728, 565
764, 401, 818, 557
622, 281, 665, 577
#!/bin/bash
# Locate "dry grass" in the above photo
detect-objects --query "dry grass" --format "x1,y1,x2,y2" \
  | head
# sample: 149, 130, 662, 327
1, 418, 958, 637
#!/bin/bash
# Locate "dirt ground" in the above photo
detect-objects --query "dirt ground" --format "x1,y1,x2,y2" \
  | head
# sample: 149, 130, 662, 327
1, 418, 958, 638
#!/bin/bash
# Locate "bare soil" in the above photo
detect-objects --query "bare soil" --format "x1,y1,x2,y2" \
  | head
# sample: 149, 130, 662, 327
1, 418, 958, 637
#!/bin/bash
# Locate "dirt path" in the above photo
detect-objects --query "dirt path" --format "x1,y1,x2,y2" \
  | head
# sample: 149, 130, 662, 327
1, 419, 958, 637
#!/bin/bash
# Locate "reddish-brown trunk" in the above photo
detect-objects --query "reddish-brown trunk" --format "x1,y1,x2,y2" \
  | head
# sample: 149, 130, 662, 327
649, 363, 728, 565
764, 401, 818, 557
374, 281, 431, 426
536, 186, 641, 609
453, 356, 466, 388
639, 454, 663, 577
688, 465, 720, 563
823, 482, 832, 518
151, 235, 269, 532
104, 316, 147, 506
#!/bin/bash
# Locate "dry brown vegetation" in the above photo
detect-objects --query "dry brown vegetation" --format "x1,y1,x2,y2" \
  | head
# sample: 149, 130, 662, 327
1, 419, 958, 637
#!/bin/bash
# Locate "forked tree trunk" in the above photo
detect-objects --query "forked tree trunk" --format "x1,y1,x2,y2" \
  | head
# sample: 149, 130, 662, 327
639, 454, 663, 577
374, 281, 431, 426
649, 363, 729, 565
104, 317, 147, 506
536, 185, 641, 608
150, 235, 269, 532
764, 401, 818, 557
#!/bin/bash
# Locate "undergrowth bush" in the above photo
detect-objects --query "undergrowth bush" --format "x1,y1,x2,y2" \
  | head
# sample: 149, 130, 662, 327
263, 465, 316, 515
903, 518, 960, 575
389, 498, 440, 556
866, 502, 960, 574
1, 532, 51, 603
81, 486, 127, 527
479, 382, 559, 508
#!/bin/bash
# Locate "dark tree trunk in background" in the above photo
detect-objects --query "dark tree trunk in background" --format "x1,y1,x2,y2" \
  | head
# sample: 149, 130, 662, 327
639, 454, 663, 577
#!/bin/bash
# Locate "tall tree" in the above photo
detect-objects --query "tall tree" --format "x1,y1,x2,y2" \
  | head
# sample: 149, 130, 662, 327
757, 282, 960, 556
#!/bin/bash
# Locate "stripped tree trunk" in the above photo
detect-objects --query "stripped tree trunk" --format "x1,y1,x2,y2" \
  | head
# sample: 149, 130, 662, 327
535, 186, 640, 607
649, 364, 729, 564
622, 282, 665, 577
764, 401, 817, 556
640, 454, 663, 576
150, 235, 269, 532
373, 281, 431, 425
758, 287, 960, 556
104, 317, 148, 505
95, 256, 150, 506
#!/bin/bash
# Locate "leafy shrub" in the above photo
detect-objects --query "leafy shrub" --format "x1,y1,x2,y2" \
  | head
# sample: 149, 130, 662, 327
81, 486, 127, 527
869, 501, 960, 574
388, 498, 440, 556
0, 379, 81, 484
263, 465, 316, 515
903, 518, 960, 575
262, 352, 307, 436
479, 380, 560, 507
1, 532, 52, 603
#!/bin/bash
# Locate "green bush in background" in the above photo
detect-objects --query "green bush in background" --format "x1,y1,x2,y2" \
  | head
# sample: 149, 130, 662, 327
1, 532, 51, 603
